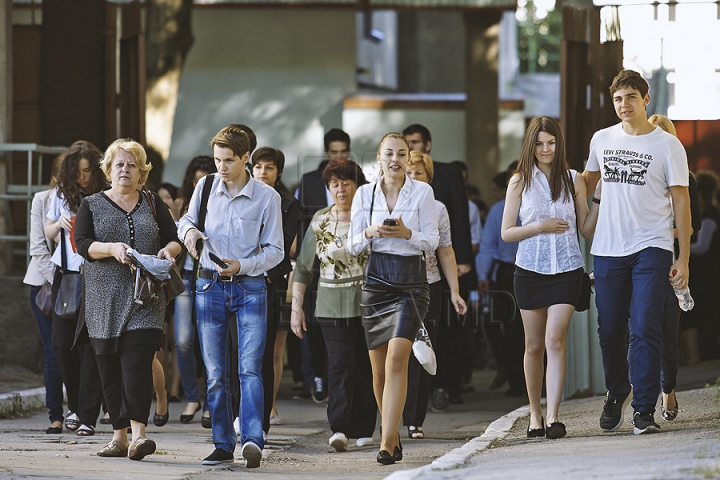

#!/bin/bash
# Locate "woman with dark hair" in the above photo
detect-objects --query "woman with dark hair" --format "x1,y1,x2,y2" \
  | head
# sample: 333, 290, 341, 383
292, 159, 378, 452
44, 140, 107, 436
349, 133, 439, 464
251, 147, 301, 431
501, 116, 598, 439
157, 183, 178, 218
170, 155, 217, 425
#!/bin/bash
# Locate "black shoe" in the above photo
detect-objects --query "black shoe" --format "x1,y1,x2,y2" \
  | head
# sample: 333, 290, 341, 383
448, 392, 463, 405
527, 417, 545, 438
599, 391, 632, 432
153, 411, 169, 427
201, 412, 212, 429
180, 403, 202, 423
545, 422, 566, 439
430, 388, 449, 412
489, 371, 507, 390
312, 377, 328, 404
631, 411, 660, 435
99, 416, 112, 425
45, 426, 62, 434
201, 448, 235, 465
168, 395, 182, 403
377, 449, 395, 465
393, 438, 403, 462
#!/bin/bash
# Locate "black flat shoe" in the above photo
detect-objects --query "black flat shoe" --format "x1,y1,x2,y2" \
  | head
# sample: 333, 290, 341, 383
377, 449, 395, 465
201, 412, 212, 429
527, 417, 545, 438
545, 421, 566, 439
180, 403, 202, 424
153, 411, 169, 427
393, 442, 403, 462
45, 426, 62, 434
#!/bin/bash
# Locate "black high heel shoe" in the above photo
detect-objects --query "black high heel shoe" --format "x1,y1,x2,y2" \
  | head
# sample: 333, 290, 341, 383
393, 438, 403, 462
180, 403, 202, 424
153, 411, 169, 427
377, 449, 395, 465
527, 417, 545, 438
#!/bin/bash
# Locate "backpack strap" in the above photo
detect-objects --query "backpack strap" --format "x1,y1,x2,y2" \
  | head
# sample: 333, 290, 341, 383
191, 174, 215, 324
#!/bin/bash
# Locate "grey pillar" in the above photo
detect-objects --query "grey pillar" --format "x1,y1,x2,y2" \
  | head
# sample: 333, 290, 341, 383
0, 0, 12, 274
464, 11, 501, 202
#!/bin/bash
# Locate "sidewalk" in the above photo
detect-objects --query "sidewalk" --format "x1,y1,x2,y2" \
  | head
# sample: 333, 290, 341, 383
1, 361, 718, 479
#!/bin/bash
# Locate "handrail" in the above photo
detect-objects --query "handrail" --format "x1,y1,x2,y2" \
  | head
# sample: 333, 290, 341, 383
0, 143, 67, 267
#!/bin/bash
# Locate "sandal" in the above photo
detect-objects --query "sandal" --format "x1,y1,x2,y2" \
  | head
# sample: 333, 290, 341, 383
661, 391, 679, 421
77, 424, 95, 436
65, 412, 80, 432
408, 426, 424, 439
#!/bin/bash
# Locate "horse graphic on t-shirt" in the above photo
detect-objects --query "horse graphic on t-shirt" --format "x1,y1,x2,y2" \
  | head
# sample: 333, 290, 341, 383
603, 157, 648, 186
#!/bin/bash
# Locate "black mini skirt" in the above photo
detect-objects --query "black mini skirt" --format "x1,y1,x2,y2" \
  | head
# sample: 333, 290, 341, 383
360, 252, 430, 350
513, 266, 584, 310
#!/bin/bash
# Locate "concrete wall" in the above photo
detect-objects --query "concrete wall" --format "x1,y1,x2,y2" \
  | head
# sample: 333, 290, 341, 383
164, 8, 357, 188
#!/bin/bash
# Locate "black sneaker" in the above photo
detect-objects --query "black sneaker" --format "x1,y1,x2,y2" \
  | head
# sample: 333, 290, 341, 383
312, 377, 327, 404
430, 388, 449, 412
599, 391, 632, 432
201, 448, 234, 465
632, 411, 660, 435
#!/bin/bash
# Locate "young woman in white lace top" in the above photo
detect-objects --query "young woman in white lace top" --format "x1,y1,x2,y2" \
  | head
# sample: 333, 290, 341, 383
501, 116, 599, 440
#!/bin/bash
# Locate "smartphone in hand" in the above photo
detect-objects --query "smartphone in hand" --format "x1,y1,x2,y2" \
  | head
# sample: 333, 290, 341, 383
383, 218, 397, 226
208, 251, 229, 269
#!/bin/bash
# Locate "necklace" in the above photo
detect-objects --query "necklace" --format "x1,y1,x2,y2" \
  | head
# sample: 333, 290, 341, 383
331, 207, 348, 248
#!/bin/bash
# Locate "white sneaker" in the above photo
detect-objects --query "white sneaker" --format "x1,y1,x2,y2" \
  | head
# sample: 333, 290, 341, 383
269, 414, 282, 425
329, 432, 348, 452
356, 437, 374, 447
241, 441, 262, 468
233, 417, 241, 437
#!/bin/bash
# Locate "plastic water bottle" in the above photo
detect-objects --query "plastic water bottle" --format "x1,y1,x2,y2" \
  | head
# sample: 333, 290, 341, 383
674, 287, 695, 312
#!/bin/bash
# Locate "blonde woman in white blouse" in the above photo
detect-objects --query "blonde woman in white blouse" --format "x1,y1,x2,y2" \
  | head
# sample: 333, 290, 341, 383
501, 117, 599, 440
349, 132, 439, 465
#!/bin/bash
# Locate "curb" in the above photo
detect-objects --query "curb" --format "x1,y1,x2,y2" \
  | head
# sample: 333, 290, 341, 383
385, 404, 530, 480
0, 387, 47, 418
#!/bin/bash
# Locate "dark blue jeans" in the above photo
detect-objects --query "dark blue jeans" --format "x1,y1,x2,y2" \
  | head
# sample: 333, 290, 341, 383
30, 285, 65, 423
594, 247, 672, 414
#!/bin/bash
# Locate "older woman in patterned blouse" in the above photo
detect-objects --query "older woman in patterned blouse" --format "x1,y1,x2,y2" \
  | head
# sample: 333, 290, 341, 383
291, 159, 378, 452
75, 139, 182, 461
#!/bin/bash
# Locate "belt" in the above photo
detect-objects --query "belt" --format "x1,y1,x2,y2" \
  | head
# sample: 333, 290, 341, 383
198, 267, 245, 283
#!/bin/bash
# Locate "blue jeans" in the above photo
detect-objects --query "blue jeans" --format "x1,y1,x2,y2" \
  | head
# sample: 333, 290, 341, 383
30, 285, 65, 423
196, 274, 267, 452
594, 247, 672, 414
174, 272, 200, 403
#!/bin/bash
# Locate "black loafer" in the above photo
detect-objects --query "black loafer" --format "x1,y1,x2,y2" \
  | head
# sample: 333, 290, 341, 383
527, 417, 545, 438
153, 411, 169, 427
45, 426, 62, 434
201, 412, 212, 429
377, 449, 395, 465
545, 421, 566, 439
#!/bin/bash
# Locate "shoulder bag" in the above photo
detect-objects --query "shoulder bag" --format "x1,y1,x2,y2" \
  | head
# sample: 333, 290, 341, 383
54, 232, 83, 319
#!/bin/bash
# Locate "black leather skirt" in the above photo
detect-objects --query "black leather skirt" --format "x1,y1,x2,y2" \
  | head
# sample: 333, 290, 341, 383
360, 252, 430, 350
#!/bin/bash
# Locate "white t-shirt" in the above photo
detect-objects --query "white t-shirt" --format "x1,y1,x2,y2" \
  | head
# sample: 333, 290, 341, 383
586, 123, 689, 257
426, 201, 452, 284
46, 188, 85, 271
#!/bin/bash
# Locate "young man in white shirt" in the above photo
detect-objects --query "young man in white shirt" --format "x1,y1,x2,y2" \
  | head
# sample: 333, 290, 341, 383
582, 70, 691, 435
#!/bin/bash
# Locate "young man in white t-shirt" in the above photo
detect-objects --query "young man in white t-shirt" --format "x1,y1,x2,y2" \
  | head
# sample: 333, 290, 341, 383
582, 70, 691, 435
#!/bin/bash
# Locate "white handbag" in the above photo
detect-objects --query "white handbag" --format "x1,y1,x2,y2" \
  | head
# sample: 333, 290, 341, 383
412, 323, 437, 375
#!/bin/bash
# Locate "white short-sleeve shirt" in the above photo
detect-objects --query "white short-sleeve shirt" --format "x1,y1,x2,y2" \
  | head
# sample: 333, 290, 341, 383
586, 124, 689, 257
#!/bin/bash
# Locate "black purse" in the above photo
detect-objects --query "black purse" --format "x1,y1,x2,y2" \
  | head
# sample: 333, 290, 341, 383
54, 233, 83, 320
35, 282, 54, 317
575, 271, 592, 312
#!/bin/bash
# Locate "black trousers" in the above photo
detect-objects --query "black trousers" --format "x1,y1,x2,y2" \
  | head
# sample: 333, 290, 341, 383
76, 344, 103, 427
95, 343, 157, 430
404, 281, 441, 427
319, 318, 377, 439
433, 279, 471, 398
51, 271, 81, 414
304, 282, 327, 382
493, 262, 525, 392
